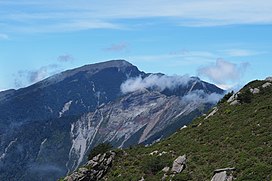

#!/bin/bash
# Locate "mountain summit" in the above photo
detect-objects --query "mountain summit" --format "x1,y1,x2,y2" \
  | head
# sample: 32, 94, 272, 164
0, 60, 223, 181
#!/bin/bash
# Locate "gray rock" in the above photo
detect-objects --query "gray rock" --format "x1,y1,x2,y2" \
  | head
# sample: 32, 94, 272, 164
171, 155, 186, 173
227, 92, 238, 103
97, 170, 105, 179
106, 155, 114, 165
99, 153, 107, 163
250, 88, 260, 94
162, 166, 170, 173
92, 154, 101, 162
262, 82, 272, 88
205, 107, 218, 119
139, 176, 145, 181
230, 100, 240, 106
64, 151, 116, 181
211, 171, 228, 181
211, 168, 235, 181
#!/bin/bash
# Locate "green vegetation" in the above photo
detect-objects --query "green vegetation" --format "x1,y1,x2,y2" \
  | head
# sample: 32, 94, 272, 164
88, 142, 112, 160
103, 80, 272, 181
219, 91, 234, 104
237, 89, 252, 103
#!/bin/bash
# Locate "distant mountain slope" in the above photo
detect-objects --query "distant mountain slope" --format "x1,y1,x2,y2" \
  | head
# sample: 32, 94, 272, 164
0, 60, 223, 181
0, 60, 143, 123
100, 79, 272, 181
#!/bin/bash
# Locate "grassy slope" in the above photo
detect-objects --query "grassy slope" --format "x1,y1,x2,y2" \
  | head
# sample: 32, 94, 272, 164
105, 80, 272, 181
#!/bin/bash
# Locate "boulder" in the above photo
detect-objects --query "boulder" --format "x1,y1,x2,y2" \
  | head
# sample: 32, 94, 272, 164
262, 82, 272, 88
250, 88, 260, 94
211, 171, 228, 181
171, 155, 186, 173
230, 100, 240, 106
162, 166, 170, 173
211, 168, 235, 181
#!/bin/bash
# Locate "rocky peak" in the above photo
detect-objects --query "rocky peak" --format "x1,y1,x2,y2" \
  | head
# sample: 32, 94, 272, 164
43, 59, 136, 86
265, 76, 272, 82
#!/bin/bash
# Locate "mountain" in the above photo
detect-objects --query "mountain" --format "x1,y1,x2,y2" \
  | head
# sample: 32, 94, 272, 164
79, 78, 271, 181
0, 60, 223, 181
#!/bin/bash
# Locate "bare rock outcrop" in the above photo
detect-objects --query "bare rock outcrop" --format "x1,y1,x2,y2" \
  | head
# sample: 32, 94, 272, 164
64, 151, 116, 181
161, 155, 187, 180
205, 107, 218, 119
171, 155, 186, 173
262, 82, 272, 88
250, 88, 260, 94
211, 168, 235, 181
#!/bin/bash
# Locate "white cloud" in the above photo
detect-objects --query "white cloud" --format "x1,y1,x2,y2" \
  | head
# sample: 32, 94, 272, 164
120, 74, 192, 94
181, 90, 223, 104
1, 0, 272, 33
197, 58, 249, 85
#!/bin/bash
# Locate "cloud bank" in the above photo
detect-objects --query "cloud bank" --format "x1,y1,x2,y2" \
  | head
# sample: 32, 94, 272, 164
182, 90, 223, 104
197, 59, 249, 85
120, 74, 192, 94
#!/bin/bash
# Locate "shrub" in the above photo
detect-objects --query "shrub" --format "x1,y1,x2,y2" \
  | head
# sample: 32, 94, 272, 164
237, 89, 252, 103
88, 142, 112, 160
143, 156, 170, 175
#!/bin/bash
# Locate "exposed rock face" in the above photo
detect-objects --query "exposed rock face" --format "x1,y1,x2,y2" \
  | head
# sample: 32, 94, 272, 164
230, 100, 240, 106
64, 151, 116, 181
171, 155, 186, 173
162, 167, 170, 173
205, 107, 218, 119
262, 82, 272, 88
161, 155, 187, 180
66, 90, 203, 171
250, 88, 260, 94
211, 168, 235, 181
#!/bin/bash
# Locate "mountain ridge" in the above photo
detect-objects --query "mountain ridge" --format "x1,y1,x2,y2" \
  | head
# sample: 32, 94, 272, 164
0, 60, 224, 181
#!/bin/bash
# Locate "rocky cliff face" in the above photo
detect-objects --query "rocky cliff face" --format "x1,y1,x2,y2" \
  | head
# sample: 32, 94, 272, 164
0, 60, 223, 181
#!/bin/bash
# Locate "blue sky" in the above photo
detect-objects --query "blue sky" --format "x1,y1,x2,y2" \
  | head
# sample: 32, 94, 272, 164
1, 0, 272, 91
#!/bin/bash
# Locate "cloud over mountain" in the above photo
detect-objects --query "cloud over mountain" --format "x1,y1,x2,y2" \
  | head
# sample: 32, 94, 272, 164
197, 59, 249, 85
120, 74, 192, 94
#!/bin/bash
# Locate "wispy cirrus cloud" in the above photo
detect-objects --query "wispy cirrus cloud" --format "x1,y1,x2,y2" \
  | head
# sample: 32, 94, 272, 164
57, 54, 74, 62
220, 49, 265, 57
103, 42, 129, 52
1, 0, 272, 33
